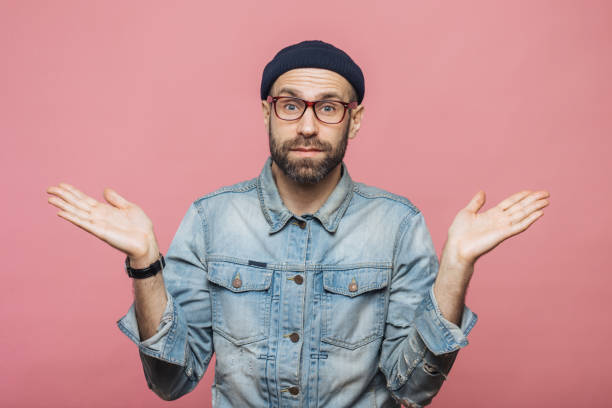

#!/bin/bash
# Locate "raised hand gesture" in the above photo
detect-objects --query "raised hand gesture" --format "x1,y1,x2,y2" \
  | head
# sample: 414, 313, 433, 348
446, 189, 550, 266
46, 183, 159, 266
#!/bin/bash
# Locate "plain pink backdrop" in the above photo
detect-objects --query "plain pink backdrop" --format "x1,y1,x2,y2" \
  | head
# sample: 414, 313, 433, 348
2, 1, 611, 407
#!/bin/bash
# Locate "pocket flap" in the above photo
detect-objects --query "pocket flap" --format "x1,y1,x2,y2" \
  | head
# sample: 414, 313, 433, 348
322, 268, 389, 297
207, 261, 272, 292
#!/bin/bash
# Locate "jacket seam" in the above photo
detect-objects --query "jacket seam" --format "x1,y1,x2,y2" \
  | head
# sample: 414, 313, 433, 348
192, 200, 211, 272
353, 185, 420, 216
392, 212, 419, 274
194, 179, 258, 202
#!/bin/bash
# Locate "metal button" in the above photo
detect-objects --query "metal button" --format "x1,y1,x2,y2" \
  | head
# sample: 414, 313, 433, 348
348, 277, 358, 292
293, 275, 303, 285
297, 220, 306, 229
232, 276, 242, 288
288, 386, 300, 395
289, 332, 299, 342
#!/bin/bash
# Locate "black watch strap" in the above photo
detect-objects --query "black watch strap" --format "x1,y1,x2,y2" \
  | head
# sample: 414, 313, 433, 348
125, 253, 165, 279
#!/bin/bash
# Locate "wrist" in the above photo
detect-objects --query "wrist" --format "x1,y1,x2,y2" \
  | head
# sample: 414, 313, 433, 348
438, 241, 475, 290
129, 248, 160, 269
442, 238, 475, 269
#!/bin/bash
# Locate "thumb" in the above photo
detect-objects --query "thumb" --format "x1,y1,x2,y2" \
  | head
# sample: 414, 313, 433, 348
465, 190, 486, 213
104, 188, 131, 209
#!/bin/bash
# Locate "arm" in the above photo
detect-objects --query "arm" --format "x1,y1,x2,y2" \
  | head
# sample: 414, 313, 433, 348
45, 183, 214, 400
381, 189, 550, 407
434, 189, 550, 325
379, 211, 477, 408
117, 201, 214, 401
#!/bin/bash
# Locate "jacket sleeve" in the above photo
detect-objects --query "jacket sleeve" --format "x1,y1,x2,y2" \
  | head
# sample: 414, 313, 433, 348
378, 211, 478, 407
116, 201, 214, 401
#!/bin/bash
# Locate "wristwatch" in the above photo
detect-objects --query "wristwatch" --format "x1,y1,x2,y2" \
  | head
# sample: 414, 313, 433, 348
125, 253, 165, 279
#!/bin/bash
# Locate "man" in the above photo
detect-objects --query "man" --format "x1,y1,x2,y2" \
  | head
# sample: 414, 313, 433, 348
46, 40, 550, 407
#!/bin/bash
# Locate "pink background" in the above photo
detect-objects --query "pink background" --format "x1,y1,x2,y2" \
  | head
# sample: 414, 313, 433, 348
2, 1, 611, 407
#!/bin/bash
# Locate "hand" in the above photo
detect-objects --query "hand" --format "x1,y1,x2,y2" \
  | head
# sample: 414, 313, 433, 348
46, 183, 159, 263
445, 190, 550, 266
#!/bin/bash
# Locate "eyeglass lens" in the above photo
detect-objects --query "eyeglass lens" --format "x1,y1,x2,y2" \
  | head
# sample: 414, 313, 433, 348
275, 97, 345, 124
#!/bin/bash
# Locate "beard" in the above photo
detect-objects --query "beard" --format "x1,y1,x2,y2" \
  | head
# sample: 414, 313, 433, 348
268, 121, 349, 185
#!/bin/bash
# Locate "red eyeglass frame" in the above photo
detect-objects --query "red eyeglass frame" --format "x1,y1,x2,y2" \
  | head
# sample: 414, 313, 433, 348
267, 95, 358, 124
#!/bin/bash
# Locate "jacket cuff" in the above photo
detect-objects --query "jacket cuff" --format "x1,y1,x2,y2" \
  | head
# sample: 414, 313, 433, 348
116, 288, 189, 365
412, 285, 478, 356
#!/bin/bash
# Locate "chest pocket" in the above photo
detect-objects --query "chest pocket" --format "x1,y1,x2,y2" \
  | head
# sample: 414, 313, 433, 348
321, 268, 390, 350
206, 261, 273, 346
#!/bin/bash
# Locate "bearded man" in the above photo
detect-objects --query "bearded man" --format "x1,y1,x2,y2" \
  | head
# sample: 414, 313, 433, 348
46, 40, 550, 407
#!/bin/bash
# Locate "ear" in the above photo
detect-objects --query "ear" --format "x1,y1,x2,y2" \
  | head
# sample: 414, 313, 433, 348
262, 99, 271, 129
347, 104, 364, 140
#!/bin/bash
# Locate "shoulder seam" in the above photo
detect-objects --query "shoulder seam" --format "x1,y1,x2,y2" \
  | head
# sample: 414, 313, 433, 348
352, 184, 420, 216
193, 178, 258, 204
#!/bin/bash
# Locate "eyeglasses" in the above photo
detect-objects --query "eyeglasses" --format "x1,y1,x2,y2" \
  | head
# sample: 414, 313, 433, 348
267, 95, 358, 124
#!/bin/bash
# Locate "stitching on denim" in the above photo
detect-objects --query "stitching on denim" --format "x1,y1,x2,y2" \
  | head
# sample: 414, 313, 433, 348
256, 175, 275, 227
353, 183, 420, 215
392, 212, 417, 272
192, 200, 210, 273
464, 311, 478, 336
206, 256, 392, 271
426, 287, 462, 350
326, 182, 355, 232
194, 178, 258, 202
388, 332, 427, 391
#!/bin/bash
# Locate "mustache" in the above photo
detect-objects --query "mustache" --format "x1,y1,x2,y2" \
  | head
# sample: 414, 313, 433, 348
282, 138, 331, 152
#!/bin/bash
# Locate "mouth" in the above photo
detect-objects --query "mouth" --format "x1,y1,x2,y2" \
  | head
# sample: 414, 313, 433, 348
290, 148, 323, 157
291, 148, 322, 152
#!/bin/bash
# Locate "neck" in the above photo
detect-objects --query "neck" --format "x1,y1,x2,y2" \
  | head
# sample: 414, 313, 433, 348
270, 161, 342, 216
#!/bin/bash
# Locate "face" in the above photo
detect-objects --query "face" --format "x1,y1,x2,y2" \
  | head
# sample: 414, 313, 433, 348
262, 68, 364, 185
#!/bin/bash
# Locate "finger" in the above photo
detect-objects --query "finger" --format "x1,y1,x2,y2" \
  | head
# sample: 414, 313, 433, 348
47, 185, 93, 213
497, 190, 531, 211
48, 195, 93, 220
508, 209, 544, 236
509, 198, 549, 224
56, 209, 106, 237
464, 190, 486, 213
506, 191, 550, 216
104, 188, 131, 209
58, 182, 99, 207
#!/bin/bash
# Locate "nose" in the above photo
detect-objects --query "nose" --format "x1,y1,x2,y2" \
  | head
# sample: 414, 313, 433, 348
296, 105, 319, 138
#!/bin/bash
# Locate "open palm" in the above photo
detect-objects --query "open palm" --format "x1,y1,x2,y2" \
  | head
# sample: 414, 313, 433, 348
46, 183, 157, 259
447, 190, 550, 265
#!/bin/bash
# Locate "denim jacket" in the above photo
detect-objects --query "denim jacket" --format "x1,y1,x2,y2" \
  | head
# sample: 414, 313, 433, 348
117, 156, 477, 407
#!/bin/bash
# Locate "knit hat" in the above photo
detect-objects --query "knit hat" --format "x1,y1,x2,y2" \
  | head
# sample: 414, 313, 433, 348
260, 40, 365, 104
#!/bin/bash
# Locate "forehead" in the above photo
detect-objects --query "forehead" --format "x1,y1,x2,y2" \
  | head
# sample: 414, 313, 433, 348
271, 68, 352, 100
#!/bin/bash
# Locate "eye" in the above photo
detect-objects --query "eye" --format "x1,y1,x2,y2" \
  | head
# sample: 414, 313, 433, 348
284, 103, 298, 111
318, 103, 338, 113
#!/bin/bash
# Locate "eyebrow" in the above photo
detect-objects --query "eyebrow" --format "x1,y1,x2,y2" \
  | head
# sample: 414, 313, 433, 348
276, 87, 345, 101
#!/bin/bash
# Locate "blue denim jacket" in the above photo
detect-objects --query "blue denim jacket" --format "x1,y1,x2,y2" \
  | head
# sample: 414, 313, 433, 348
117, 156, 477, 407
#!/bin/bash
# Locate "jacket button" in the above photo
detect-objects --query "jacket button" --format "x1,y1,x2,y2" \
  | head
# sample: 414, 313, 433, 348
289, 332, 300, 342
348, 277, 358, 292
297, 220, 306, 229
232, 277, 242, 288
293, 275, 303, 285
288, 386, 300, 395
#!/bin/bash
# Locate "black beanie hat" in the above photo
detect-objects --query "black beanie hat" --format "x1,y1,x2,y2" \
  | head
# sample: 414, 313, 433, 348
260, 40, 365, 104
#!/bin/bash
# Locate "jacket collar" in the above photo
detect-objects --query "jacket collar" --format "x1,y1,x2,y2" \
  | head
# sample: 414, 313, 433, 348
256, 156, 354, 234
